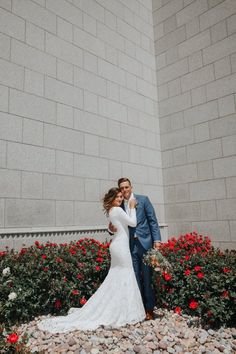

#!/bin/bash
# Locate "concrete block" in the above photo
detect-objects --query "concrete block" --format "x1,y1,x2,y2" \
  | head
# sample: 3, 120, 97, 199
107, 81, 119, 102
0, 112, 22, 142
45, 76, 83, 109
7, 142, 55, 173
129, 145, 141, 164
208, 0, 225, 8
162, 127, 194, 150
56, 201, 74, 226
75, 0, 105, 22
163, 164, 198, 185
117, 18, 140, 45
165, 202, 200, 221
44, 124, 84, 153
191, 86, 207, 106
182, 64, 214, 92
190, 179, 226, 201
108, 160, 122, 180
158, 84, 168, 102
105, 9, 117, 31
74, 154, 109, 179
153, 0, 183, 25
83, 13, 96, 36
177, 0, 207, 26
209, 114, 236, 138
97, 22, 125, 54
108, 120, 121, 140
140, 147, 162, 168
159, 92, 191, 117
0, 169, 21, 197
163, 15, 176, 35
222, 135, 236, 156
127, 107, 140, 128
170, 112, 184, 131
125, 71, 137, 92
5, 199, 55, 227
85, 179, 100, 201
200, 201, 217, 221
119, 52, 142, 77
0, 0, 11, 11
84, 51, 98, 74
23, 119, 43, 146
186, 17, 200, 39
203, 33, 236, 65
142, 184, 164, 204
146, 131, 161, 150
57, 17, 73, 42
12, 39, 56, 77
0, 198, 3, 227
226, 177, 236, 197
194, 122, 210, 142
168, 78, 181, 98
74, 26, 105, 59
98, 59, 125, 86
197, 160, 213, 180
155, 26, 186, 56
44, 174, 84, 201
140, 34, 151, 53
74, 109, 107, 137
0, 33, 10, 60
74, 67, 106, 97
154, 23, 164, 41
22, 172, 43, 199
214, 156, 236, 178
0, 84, 8, 112
10, 89, 56, 124
175, 184, 190, 202
155, 52, 166, 70
0, 58, 24, 90
32, 0, 45, 5
84, 133, 99, 156
178, 30, 211, 59
200, 0, 236, 30
218, 95, 235, 117
57, 103, 73, 129
0, 7, 25, 41
187, 139, 222, 163
57, 60, 73, 85
136, 46, 156, 70
188, 51, 203, 72
0, 140, 6, 168
84, 91, 98, 114
164, 185, 176, 203
161, 150, 173, 168
173, 147, 187, 166
217, 198, 236, 220
100, 138, 129, 162
122, 162, 149, 184
46, 33, 83, 68
26, 22, 44, 51
12, 0, 56, 33
74, 201, 106, 226
46, 0, 82, 27
192, 220, 231, 241
231, 53, 236, 73
211, 20, 227, 44
137, 78, 157, 101
99, 97, 127, 123
105, 45, 118, 65
227, 13, 236, 36
166, 46, 179, 65
56, 150, 73, 176
157, 59, 188, 86
134, 14, 153, 39
184, 101, 218, 127
214, 56, 231, 80
24, 69, 44, 97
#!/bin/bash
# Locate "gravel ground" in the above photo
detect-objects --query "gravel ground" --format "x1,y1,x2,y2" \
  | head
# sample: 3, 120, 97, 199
16, 309, 236, 354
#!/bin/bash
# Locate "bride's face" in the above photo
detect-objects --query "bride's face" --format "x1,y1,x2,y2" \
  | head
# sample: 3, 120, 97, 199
112, 192, 123, 207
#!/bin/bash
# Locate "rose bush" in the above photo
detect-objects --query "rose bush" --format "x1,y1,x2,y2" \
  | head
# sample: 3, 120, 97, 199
0, 324, 30, 354
146, 232, 236, 327
0, 238, 110, 327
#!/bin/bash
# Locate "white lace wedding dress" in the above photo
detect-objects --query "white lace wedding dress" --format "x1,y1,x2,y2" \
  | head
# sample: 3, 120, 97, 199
37, 207, 145, 333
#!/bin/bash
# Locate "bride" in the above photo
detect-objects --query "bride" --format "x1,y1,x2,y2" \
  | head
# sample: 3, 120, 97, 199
38, 187, 146, 333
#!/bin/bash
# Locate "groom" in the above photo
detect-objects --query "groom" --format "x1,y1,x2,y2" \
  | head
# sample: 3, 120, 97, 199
110, 177, 162, 320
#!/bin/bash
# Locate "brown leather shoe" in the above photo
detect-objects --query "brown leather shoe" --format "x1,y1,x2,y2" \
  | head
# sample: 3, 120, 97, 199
145, 310, 154, 320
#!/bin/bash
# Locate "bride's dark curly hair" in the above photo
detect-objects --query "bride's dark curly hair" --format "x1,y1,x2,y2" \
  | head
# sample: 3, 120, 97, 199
103, 187, 121, 215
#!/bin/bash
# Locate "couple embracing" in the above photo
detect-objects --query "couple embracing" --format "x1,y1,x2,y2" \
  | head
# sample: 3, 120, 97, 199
38, 177, 161, 333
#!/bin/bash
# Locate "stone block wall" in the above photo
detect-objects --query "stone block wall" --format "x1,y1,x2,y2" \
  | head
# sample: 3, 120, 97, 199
153, 0, 236, 248
0, 0, 164, 231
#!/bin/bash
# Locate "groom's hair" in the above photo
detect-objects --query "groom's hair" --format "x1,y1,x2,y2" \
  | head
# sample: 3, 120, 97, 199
118, 177, 131, 187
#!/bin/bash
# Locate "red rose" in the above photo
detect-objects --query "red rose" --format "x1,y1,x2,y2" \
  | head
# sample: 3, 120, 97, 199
80, 297, 87, 305
54, 299, 62, 309
162, 272, 172, 281
221, 290, 229, 298
223, 267, 231, 273
189, 300, 198, 309
96, 257, 104, 263
7, 333, 19, 344
72, 290, 79, 295
184, 255, 190, 261
56, 257, 63, 263
184, 269, 191, 276
95, 266, 101, 271
197, 272, 204, 279
194, 265, 202, 271
77, 274, 83, 280
41, 254, 47, 259
174, 306, 181, 315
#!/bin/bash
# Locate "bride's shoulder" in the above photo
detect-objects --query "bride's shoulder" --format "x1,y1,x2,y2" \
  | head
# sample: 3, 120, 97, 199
109, 206, 122, 215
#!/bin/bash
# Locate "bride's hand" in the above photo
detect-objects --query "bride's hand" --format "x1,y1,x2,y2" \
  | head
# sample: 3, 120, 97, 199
129, 198, 137, 209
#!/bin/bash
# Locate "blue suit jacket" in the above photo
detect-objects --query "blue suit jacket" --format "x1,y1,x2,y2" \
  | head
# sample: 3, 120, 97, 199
122, 194, 161, 251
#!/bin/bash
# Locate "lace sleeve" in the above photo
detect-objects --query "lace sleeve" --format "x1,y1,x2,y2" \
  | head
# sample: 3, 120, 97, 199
112, 207, 137, 227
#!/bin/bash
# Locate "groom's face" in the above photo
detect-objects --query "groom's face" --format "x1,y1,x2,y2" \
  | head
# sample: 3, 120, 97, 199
119, 181, 132, 200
